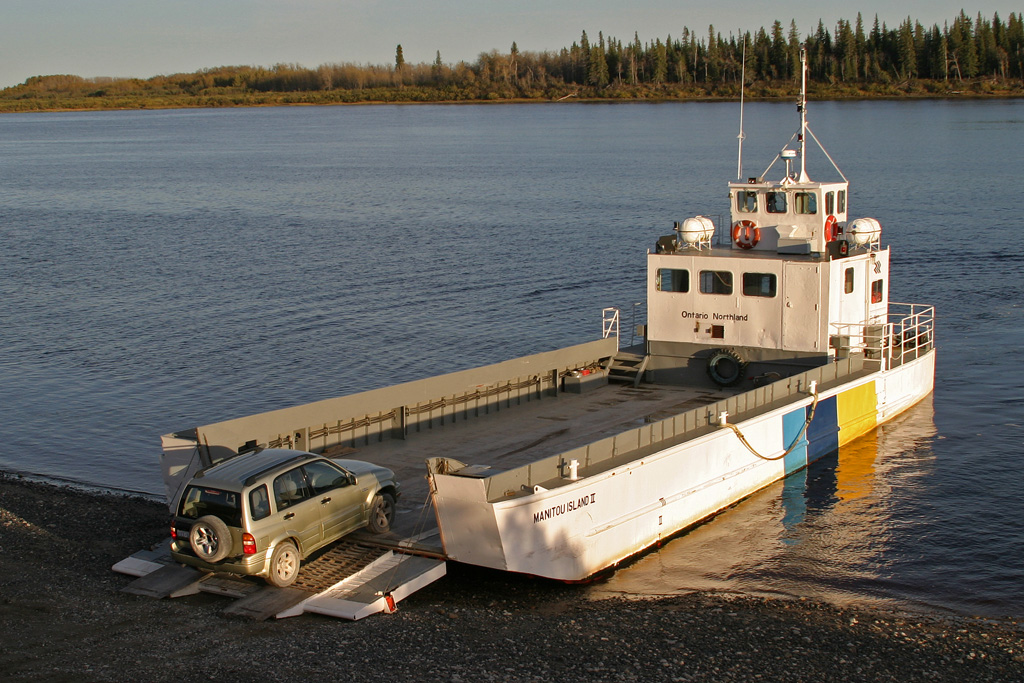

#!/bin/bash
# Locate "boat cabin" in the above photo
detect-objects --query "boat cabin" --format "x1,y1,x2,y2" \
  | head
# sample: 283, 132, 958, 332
643, 78, 887, 388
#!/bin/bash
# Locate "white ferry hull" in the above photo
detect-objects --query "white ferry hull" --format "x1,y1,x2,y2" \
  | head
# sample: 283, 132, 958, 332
430, 350, 935, 581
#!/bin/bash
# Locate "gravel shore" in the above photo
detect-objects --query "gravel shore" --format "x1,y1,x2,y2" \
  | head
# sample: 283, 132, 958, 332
1, 472, 1021, 682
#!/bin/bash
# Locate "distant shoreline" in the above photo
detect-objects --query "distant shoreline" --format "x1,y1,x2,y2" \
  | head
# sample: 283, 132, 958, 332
3, 89, 1023, 115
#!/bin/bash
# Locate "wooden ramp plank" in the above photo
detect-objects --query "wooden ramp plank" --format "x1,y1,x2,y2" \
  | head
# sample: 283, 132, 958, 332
121, 564, 203, 598
223, 586, 310, 621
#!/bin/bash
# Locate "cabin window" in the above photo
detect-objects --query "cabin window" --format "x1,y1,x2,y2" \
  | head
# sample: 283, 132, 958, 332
699, 270, 733, 295
765, 191, 787, 213
742, 273, 777, 297
837, 190, 847, 214
249, 485, 271, 521
825, 191, 835, 215
844, 267, 855, 294
871, 279, 884, 304
656, 268, 689, 293
736, 190, 757, 213
794, 192, 817, 215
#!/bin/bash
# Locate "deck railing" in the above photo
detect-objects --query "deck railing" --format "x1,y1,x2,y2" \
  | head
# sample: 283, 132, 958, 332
465, 355, 873, 502
831, 303, 935, 370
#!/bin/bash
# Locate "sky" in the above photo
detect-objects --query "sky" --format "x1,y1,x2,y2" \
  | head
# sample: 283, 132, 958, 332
2, 2, 1019, 89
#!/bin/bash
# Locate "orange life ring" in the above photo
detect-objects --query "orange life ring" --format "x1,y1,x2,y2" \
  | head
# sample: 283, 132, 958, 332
824, 214, 838, 242
732, 220, 760, 249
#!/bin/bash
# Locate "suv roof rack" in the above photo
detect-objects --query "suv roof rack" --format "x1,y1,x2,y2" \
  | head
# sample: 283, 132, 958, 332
243, 452, 315, 487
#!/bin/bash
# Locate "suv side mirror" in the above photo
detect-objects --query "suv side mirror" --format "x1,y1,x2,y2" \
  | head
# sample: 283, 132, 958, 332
347, 473, 357, 486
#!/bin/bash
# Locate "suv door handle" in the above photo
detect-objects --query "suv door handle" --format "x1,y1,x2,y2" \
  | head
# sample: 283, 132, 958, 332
320, 497, 332, 504
283, 512, 295, 520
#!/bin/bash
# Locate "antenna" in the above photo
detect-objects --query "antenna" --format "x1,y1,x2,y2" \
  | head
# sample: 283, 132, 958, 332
736, 37, 747, 180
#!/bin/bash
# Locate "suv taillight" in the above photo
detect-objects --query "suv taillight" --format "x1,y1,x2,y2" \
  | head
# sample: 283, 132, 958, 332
242, 533, 256, 555
170, 524, 177, 539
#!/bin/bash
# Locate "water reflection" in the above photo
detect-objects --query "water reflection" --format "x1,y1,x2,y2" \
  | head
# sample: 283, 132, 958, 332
587, 396, 938, 611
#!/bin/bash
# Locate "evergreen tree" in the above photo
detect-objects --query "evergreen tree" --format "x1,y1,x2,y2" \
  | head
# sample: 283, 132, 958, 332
897, 17, 917, 79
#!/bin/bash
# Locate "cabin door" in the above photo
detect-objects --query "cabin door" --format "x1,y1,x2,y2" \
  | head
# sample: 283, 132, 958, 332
782, 263, 821, 352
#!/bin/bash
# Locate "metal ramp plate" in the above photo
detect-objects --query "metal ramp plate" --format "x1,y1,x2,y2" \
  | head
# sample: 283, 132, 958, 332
223, 586, 310, 621
278, 552, 446, 620
112, 540, 173, 577
114, 539, 445, 620
198, 573, 262, 599
121, 564, 203, 598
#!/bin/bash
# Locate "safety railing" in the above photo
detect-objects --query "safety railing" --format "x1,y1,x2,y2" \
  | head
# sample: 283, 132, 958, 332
830, 303, 935, 371
602, 307, 620, 346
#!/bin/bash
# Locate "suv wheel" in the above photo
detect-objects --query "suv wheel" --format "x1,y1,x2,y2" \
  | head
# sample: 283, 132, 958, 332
367, 492, 395, 534
190, 515, 231, 563
266, 541, 299, 587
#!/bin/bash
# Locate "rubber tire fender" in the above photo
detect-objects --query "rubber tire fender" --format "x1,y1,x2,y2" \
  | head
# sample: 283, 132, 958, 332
367, 492, 396, 535
266, 541, 300, 588
706, 349, 747, 387
189, 515, 232, 563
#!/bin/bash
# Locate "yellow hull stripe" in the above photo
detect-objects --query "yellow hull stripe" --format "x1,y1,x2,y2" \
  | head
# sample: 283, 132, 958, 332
836, 381, 878, 447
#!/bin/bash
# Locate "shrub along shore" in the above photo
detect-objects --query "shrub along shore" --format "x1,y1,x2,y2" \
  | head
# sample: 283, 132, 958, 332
2, 77, 1022, 114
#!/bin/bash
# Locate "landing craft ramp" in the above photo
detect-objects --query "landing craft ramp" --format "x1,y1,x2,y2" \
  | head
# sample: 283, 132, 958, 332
114, 539, 446, 621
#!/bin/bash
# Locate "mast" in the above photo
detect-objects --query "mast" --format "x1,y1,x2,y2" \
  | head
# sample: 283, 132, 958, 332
736, 38, 747, 180
797, 46, 809, 183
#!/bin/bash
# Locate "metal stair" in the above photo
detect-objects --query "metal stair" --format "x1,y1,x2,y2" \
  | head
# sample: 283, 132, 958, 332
607, 351, 649, 386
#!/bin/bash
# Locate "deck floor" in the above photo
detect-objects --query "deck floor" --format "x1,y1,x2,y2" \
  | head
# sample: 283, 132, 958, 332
344, 380, 729, 552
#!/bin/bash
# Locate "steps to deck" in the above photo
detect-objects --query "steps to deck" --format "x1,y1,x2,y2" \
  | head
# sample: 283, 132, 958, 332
114, 538, 445, 621
607, 352, 649, 386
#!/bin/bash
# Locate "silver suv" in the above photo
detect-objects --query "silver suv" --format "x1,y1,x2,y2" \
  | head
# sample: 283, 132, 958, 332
169, 448, 400, 587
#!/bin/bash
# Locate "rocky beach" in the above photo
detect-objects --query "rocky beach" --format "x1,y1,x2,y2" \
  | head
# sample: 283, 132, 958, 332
1, 472, 1021, 682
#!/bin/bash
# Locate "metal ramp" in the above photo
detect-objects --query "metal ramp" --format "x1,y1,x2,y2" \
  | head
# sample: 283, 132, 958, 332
114, 539, 445, 621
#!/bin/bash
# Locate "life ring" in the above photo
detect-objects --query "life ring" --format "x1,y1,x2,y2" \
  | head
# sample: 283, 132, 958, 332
706, 349, 747, 387
824, 214, 838, 242
732, 220, 760, 249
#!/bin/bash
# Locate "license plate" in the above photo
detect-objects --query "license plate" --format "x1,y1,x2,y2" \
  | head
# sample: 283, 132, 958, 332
177, 528, 189, 539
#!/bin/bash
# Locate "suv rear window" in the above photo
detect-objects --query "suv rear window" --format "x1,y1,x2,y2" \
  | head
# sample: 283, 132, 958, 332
179, 486, 242, 527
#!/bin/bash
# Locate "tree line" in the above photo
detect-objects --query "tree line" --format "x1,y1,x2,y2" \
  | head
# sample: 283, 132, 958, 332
3, 10, 1022, 112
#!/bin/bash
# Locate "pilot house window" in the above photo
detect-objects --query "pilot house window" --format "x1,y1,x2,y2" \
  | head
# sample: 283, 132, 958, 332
736, 190, 757, 213
700, 270, 733, 295
794, 192, 817, 215
742, 273, 777, 297
766, 191, 787, 213
656, 268, 689, 293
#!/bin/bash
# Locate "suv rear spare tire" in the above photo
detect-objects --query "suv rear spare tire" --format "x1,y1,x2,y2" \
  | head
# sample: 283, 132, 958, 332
189, 515, 232, 563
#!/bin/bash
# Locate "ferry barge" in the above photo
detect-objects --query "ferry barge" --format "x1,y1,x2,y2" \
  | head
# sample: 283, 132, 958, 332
156, 50, 934, 592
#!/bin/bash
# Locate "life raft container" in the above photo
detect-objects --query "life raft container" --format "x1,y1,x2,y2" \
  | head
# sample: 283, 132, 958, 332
732, 220, 760, 249
706, 348, 747, 387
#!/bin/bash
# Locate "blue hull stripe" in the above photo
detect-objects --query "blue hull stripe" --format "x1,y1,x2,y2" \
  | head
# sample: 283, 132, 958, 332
805, 395, 840, 463
782, 408, 809, 475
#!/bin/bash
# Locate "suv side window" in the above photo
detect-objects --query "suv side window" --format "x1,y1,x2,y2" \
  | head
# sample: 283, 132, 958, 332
249, 484, 271, 521
303, 460, 351, 496
273, 468, 311, 511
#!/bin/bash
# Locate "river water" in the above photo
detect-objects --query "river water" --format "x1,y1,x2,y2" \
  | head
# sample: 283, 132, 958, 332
1, 100, 1021, 618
